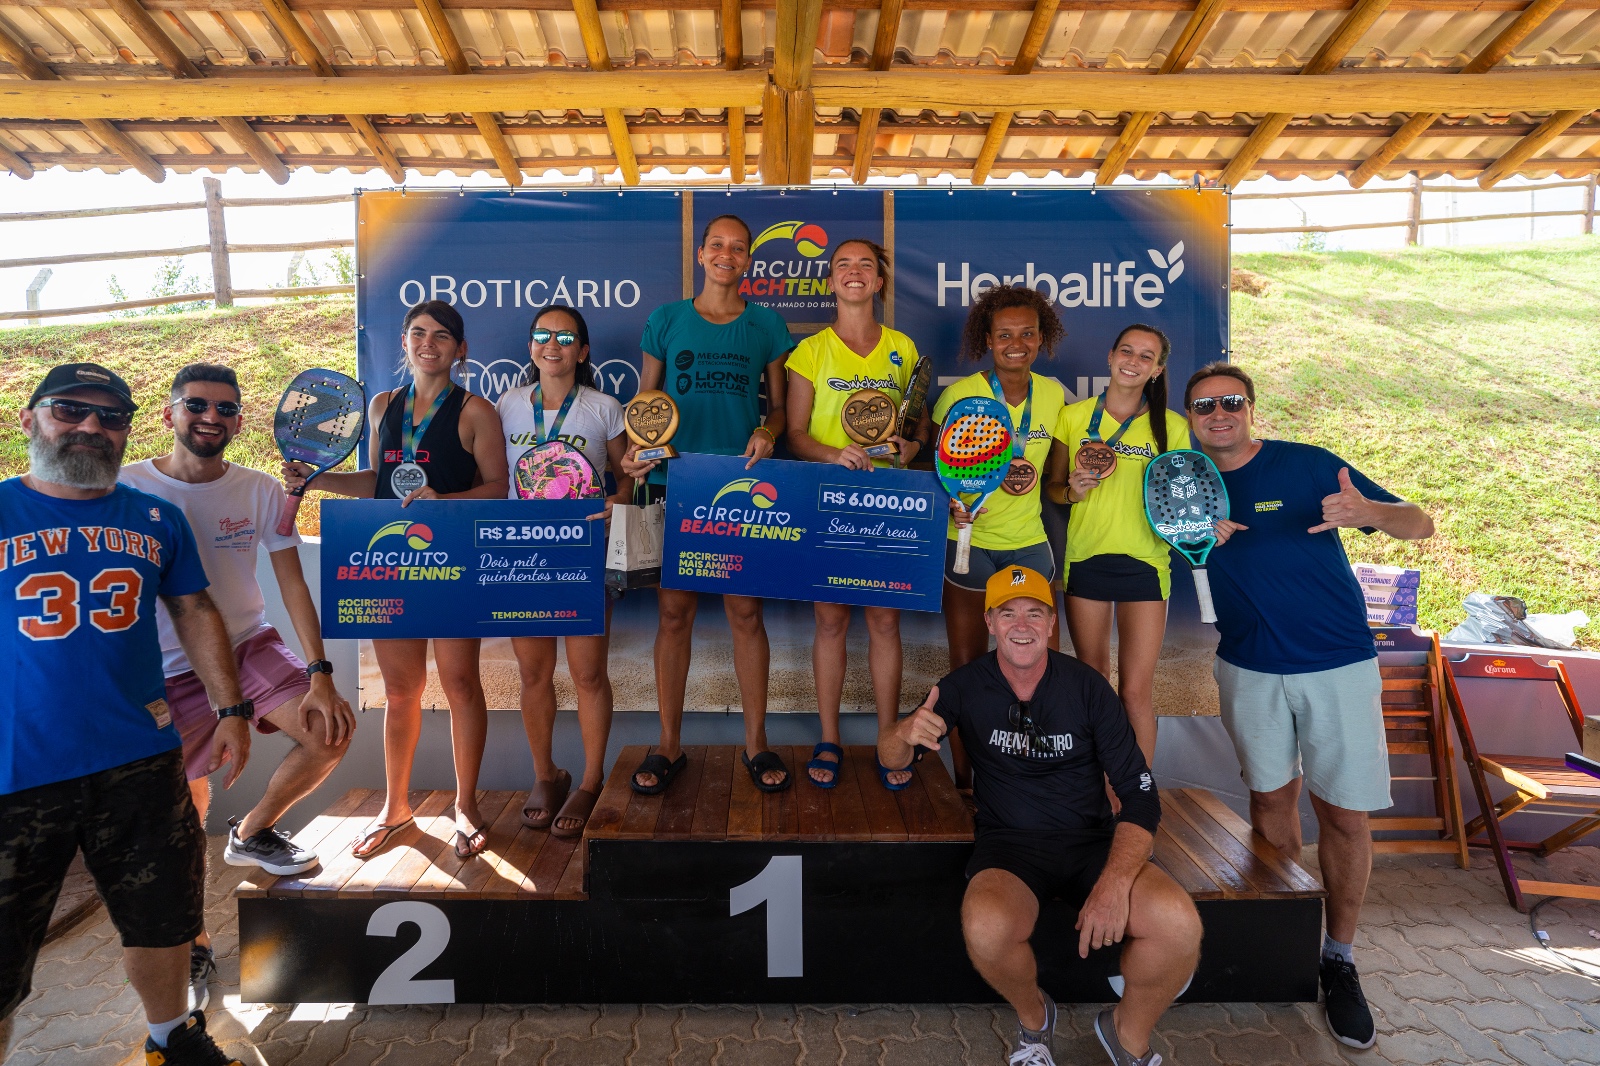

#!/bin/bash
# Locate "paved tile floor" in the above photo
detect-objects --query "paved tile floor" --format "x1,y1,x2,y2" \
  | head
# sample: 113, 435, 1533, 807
6, 839, 1599, 1065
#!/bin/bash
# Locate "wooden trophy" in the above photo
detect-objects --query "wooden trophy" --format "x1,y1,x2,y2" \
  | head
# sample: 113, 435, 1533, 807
1074, 440, 1117, 480
841, 389, 900, 460
625, 390, 680, 462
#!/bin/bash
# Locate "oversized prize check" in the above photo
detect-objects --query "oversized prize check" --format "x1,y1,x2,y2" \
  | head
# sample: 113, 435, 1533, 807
661, 453, 947, 611
320, 499, 606, 638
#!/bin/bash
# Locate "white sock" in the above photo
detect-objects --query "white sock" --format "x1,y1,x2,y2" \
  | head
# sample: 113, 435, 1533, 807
147, 1012, 189, 1048
1322, 934, 1354, 965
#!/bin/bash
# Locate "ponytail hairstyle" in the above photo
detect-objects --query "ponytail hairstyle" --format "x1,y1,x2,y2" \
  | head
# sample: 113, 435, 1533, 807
1111, 323, 1172, 455
528, 303, 597, 389
829, 238, 891, 317
399, 299, 468, 375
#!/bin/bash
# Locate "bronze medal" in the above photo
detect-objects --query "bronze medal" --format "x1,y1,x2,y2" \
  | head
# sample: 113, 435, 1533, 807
1001, 457, 1037, 496
624, 389, 680, 461
841, 389, 900, 458
1075, 441, 1117, 480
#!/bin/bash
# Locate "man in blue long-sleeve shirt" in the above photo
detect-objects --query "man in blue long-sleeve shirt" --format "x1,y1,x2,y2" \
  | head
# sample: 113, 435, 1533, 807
880, 566, 1202, 1066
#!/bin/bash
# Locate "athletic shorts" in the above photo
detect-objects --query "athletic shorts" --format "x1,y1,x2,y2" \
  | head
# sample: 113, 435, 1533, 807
944, 540, 1056, 592
1214, 656, 1392, 812
1064, 553, 1166, 603
966, 828, 1114, 907
0, 750, 206, 1017
167, 627, 310, 781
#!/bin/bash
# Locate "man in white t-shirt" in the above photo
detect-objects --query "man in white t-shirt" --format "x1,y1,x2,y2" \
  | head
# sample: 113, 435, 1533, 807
120, 363, 356, 1011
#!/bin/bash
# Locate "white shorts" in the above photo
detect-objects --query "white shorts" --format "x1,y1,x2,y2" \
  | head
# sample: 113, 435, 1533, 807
1214, 656, 1392, 812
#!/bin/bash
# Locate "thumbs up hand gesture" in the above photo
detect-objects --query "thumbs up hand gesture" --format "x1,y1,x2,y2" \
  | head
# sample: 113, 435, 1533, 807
1309, 467, 1373, 534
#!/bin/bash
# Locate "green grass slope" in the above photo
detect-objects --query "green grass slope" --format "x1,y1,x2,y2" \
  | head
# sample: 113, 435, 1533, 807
0, 238, 1593, 644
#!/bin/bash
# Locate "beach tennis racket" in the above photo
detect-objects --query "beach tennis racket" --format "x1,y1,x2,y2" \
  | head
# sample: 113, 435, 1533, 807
273, 368, 365, 536
894, 353, 932, 467
935, 395, 1015, 574
1143, 449, 1229, 624
515, 441, 603, 500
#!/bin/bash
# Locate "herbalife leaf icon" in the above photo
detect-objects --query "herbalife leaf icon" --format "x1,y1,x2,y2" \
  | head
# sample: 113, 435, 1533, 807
1167, 241, 1185, 283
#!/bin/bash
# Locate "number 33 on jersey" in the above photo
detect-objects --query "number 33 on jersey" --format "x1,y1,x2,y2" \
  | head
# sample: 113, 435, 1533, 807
0, 478, 211, 795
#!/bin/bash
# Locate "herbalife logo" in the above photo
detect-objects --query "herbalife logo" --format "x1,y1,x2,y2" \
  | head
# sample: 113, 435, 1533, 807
937, 240, 1189, 309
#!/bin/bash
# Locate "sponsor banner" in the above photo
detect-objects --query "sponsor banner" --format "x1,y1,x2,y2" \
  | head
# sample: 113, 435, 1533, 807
660, 453, 946, 611
321, 499, 605, 638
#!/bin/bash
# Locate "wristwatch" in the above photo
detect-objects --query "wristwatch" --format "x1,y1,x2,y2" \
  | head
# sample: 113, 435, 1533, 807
216, 699, 255, 722
305, 659, 334, 678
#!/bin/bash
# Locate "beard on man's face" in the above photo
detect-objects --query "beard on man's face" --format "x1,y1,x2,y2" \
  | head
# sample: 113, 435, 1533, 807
27, 424, 125, 490
177, 423, 232, 459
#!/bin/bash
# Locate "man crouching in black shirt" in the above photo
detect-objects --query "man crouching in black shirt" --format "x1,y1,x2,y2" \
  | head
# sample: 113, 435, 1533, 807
880, 567, 1202, 1066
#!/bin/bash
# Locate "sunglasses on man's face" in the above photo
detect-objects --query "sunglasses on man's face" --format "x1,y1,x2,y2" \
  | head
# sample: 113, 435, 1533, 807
531, 328, 578, 346
173, 397, 241, 418
35, 398, 134, 431
1187, 394, 1249, 415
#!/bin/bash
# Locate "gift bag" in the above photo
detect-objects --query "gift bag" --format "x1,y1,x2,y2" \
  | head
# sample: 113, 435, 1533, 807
606, 491, 665, 590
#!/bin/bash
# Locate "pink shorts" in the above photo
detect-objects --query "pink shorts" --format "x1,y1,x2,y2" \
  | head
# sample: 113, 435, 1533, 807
167, 627, 312, 782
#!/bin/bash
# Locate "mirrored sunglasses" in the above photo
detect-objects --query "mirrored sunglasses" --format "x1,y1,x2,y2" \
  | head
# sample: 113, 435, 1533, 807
35, 398, 134, 431
1187, 394, 1249, 415
531, 328, 578, 346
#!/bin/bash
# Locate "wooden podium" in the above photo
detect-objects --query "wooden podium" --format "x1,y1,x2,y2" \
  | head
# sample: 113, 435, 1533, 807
237, 746, 1324, 1004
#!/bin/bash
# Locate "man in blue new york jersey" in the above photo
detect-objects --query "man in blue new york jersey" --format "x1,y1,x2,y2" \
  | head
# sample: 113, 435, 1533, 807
0, 363, 255, 1066
1184, 363, 1434, 1053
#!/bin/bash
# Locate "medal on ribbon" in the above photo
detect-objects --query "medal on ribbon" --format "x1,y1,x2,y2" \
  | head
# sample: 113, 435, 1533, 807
392, 382, 452, 498
1075, 390, 1145, 481
989, 372, 1036, 496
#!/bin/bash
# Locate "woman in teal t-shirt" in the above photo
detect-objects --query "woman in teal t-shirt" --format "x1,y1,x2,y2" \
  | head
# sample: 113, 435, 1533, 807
621, 213, 795, 798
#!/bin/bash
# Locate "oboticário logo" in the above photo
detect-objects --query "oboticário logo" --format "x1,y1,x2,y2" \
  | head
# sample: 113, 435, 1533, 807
751, 222, 829, 258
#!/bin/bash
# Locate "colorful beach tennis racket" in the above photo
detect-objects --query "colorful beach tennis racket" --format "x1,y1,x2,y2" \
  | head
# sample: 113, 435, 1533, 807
515, 441, 603, 500
1143, 449, 1230, 624
935, 395, 1015, 575
273, 368, 365, 536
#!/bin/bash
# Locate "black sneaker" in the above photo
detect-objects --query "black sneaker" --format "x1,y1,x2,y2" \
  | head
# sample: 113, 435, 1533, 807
187, 943, 216, 1012
144, 1010, 243, 1065
223, 816, 318, 876
1320, 955, 1377, 1049
1094, 1007, 1162, 1065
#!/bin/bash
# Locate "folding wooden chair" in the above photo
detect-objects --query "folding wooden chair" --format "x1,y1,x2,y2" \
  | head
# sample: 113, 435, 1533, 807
1441, 652, 1600, 911
1371, 629, 1468, 866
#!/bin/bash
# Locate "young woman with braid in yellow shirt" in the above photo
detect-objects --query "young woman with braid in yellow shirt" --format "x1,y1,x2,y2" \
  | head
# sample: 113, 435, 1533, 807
1045, 324, 1190, 765
786, 239, 928, 790
931, 286, 1070, 791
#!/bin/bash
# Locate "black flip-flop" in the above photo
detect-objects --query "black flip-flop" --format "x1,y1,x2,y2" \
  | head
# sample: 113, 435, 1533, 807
631, 751, 688, 795
453, 825, 488, 859
742, 750, 791, 793
351, 817, 413, 860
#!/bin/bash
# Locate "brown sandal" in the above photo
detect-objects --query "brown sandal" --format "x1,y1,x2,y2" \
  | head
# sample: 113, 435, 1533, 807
550, 788, 600, 839
521, 769, 572, 830
351, 817, 413, 860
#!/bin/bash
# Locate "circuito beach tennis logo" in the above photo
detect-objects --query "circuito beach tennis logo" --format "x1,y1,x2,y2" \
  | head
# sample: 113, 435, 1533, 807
742, 220, 832, 300
338, 520, 461, 580
682, 478, 802, 540
368, 520, 434, 551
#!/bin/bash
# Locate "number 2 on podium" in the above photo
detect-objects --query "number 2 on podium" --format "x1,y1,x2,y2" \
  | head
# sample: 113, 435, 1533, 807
729, 855, 803, 978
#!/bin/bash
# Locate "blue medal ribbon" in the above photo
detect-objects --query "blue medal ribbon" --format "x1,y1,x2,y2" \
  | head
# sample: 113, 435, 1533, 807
987, 371, 1033, 459
1086, 390, 1145, 452
533, 382, 580, 445
402, 383, 453, 462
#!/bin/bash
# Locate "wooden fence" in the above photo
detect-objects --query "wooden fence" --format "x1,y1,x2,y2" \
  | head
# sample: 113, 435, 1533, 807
1231, 174, 1599, 243
0, 177, 354, 323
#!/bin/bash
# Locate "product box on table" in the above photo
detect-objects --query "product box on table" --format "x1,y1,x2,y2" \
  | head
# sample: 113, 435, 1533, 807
1351, 563, 1421, 588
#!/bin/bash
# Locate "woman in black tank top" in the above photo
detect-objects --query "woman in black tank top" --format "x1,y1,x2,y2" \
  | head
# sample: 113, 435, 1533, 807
281, 300, 508, 860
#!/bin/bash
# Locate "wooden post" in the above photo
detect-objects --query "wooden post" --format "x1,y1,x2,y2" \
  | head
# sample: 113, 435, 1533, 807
1407, 173, 1422, 246
204, 177, 232, 307
1585, 173, 1596, 235
25, 268, 51, 326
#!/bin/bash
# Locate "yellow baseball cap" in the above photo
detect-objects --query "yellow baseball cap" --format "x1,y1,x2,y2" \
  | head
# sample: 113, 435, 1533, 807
985, 565, 1055, 612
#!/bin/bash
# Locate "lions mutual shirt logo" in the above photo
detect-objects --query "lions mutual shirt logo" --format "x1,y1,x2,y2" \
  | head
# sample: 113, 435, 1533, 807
336, 521, 463, 581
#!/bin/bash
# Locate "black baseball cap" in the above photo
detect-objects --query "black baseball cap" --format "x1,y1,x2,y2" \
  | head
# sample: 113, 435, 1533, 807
28, 362, 138, 412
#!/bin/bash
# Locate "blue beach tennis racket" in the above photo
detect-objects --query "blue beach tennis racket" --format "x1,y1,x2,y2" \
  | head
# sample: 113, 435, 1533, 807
274, 368, 365, 536
935, 395, 1015, 575
1143, 449, 1229, 623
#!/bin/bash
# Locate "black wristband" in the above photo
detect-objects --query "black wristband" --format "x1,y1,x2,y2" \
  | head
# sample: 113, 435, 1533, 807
216, 699, 255, 722
305, 659, 334, 678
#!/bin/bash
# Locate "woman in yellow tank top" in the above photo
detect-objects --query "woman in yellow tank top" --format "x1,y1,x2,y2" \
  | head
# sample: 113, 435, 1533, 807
1044, 324, 1190, 764
786, 239, 928, 790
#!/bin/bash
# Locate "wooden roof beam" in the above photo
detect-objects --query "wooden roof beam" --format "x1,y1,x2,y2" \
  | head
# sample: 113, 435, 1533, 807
1096, 0, 1229, 183
971, 0, 1060, 185
0, 23, 164, 181
764, 0, 823, 183
851, 0, 904, 183
0, 137, 31, 178
572, 0, 640, 184
102, 0, 289, 182
723, 0, 746, 182
1347, 0, 1566, 187
1218, 0, 1393, 187
1477, 108, 1590, 187
257, 0, 405, 182
411, 0, 522, 185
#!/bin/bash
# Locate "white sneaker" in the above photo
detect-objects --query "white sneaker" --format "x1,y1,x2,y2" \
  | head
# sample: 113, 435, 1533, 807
1010, 1040, 1056, 1066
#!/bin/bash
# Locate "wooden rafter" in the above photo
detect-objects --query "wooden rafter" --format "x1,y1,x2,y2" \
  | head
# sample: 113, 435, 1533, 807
723, 0, 745, 182
1095, 0, 1229, 184
1217, 0, 1394, 187
851, 0, 904, 184
970, 0, 1059, 186
5, 0, 1599, 11
410, 0, 523, 185
102, 0, 289, 183
764, 0, 823, 184
1478, 109, 1591, 187
1347, 0, 1567, 187
0, 22, 164, 181
256, 0, 404, 182
571, 0, 640, 184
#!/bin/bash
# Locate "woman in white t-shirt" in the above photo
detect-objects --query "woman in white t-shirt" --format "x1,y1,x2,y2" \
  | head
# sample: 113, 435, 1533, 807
494, 304, 631, 838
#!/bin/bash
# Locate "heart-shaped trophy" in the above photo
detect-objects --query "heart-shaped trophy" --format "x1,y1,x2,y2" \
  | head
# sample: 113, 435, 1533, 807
625, 389, 681, 462
841, 389, 900, 460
